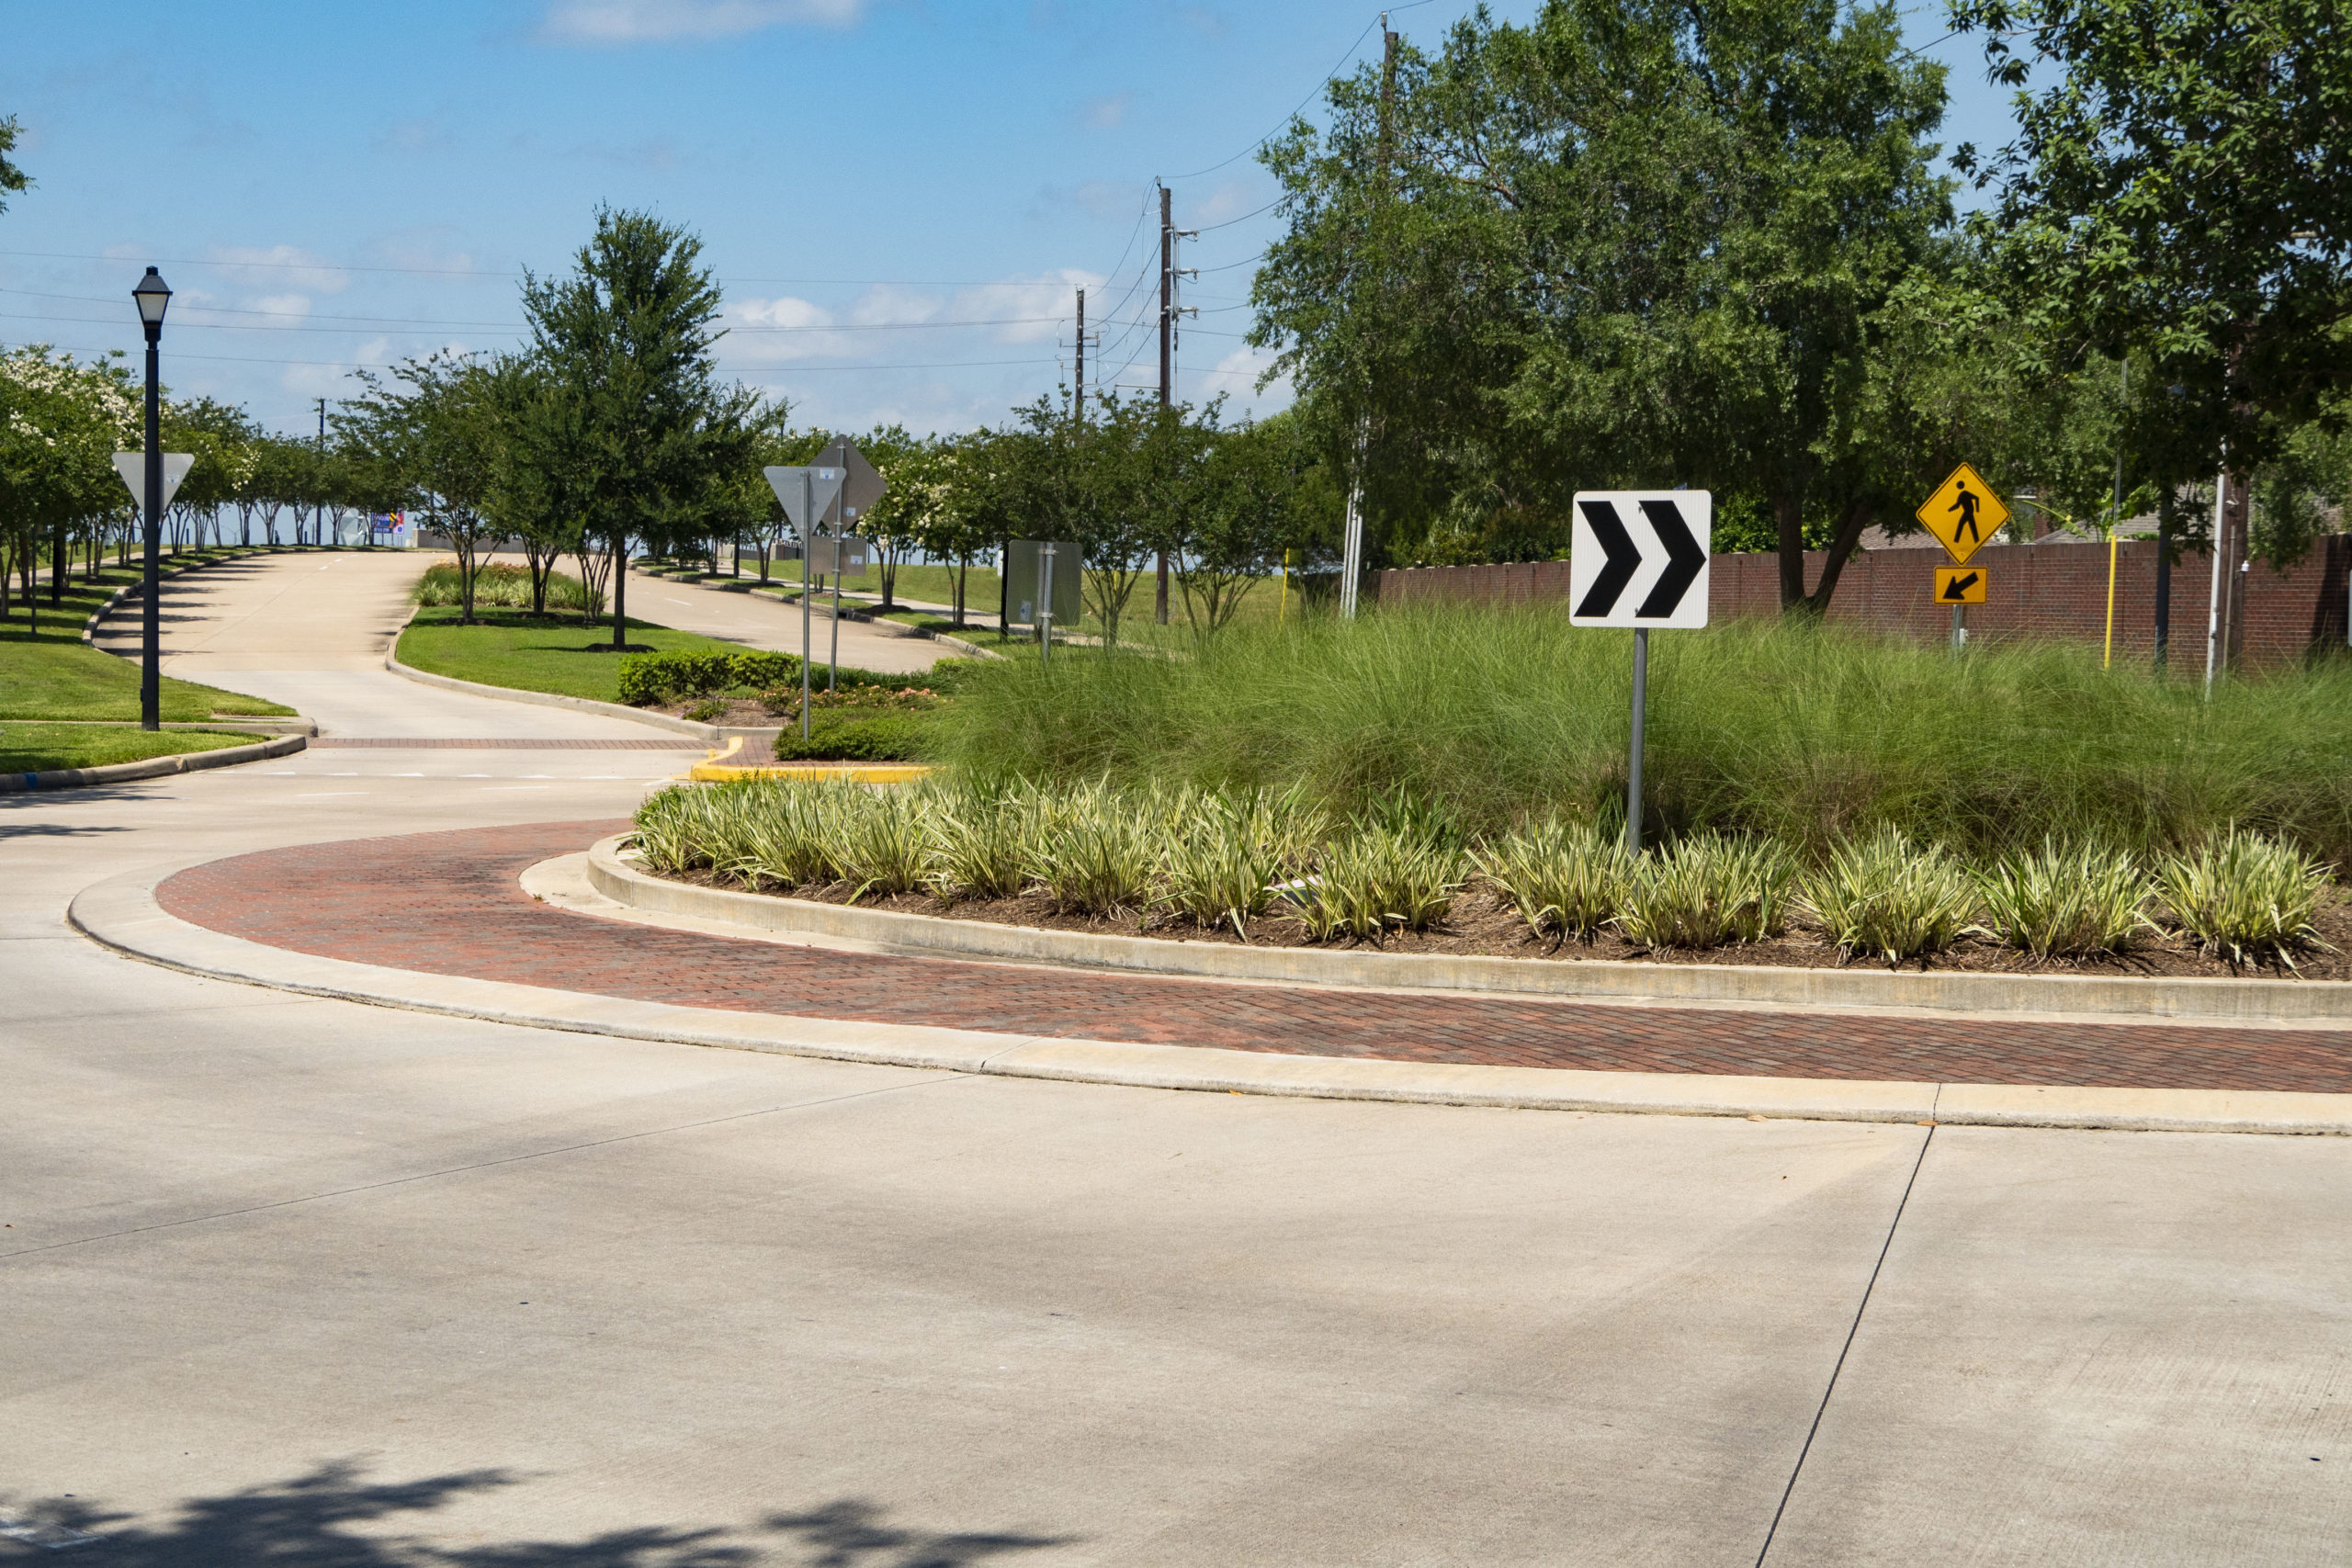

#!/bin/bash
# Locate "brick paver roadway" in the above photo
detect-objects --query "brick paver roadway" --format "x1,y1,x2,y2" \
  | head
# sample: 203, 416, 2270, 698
156, 820, 2352, 1093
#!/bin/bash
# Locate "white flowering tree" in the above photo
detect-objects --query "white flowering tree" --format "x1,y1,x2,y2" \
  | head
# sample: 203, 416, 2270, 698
0, 346, 137, 631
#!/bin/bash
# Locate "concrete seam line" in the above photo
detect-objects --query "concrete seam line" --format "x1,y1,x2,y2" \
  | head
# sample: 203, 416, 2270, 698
1753, 1125, 1937, 1567
62, 859, 2352, 1134
582, 838, 2352, 1029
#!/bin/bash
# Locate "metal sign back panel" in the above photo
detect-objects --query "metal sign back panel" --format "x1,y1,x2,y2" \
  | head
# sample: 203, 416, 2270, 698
806, 536, 869, 576
1004, 539, 1082, 627
1567, 491, 1711, 628
112, 451, 196, 513
814, 439, 888, 514
764, 466, 845, 533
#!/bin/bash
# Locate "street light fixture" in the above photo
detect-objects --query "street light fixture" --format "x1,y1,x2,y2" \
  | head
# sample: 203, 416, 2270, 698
131, 267, 170, 731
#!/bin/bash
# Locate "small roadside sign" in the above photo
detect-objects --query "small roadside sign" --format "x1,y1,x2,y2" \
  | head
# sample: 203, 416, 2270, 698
806, 536, 868, 576
1566, 491, 1712, 629
111, 451, 196, 513
814, 437, 887, 524
1916, 462, 2008, 565
764, 465, 844, 534
1934, 566, 1987, 604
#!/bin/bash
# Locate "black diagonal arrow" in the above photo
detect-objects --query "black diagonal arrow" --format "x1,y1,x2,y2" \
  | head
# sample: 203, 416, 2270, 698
1575, 499, 1642, 617
1940, 570, 1980, 602
1634, 499, 1705, 617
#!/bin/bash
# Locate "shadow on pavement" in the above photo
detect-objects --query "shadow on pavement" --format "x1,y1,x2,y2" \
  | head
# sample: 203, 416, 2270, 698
0, 1461, 1073, 1567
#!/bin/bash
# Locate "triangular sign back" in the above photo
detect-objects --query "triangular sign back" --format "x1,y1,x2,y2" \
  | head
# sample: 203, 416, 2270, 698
113, 452, 196, 513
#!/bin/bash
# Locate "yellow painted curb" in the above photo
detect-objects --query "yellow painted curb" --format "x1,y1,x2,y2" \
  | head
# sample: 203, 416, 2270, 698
687, 761, 933, 784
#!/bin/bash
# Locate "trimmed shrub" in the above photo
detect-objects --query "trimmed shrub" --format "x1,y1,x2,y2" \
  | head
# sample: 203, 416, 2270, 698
617, 649, 801, 706
1289, 829, 1464, 942
1976, 840, 2152, 958
1473, 815, 1634, 942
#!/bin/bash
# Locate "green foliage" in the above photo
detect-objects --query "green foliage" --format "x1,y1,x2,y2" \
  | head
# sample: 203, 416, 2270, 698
1288, 828, 1464, 941
1472, 815, 1634, 941
1029, 779, 1159, 917
1974, 839, 2152, 958
1160, 785, 1324, 937
934, 605, 2352, 867
927, 778, 1031, 901
1800, 827, 1977, 964
2156, 829, 2335, 969
615, 649, 800, 707
395, 607, 752, 705
1618, 833, 1797, 950
412, 561, 586, 612
836, 787, 935, 902
769, 712, 933, 762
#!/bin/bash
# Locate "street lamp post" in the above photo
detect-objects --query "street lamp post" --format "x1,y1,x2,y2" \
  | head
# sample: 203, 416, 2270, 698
132, 267, 171, 732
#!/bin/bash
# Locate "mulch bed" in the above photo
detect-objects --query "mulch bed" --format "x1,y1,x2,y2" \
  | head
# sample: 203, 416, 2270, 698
651, 870, 2352, 983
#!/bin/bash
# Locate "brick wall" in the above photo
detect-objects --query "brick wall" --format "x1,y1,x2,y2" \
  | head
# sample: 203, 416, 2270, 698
1376, 536, 2352, 668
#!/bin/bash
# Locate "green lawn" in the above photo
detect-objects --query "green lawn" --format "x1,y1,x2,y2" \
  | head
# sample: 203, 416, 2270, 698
396, 606, 763, 704
0, 722, 262, 773
0, 553, 300, 721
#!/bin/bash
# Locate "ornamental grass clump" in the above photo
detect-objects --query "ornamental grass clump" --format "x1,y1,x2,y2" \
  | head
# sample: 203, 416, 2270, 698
1290, 829, 1464, 942
1030, 779, 1159, 917
926, 779, 1031, 901
1801, 826, 1977, 966
1975, 839, 2152, 958
1616, 832, 1796, 950
2155, 828, 2335, 968
1159, 785, 1324, 937
631, 783, 724, 874
835, 786, 935, 902
1472, 815, 1634, 942
739, 778, 857, 888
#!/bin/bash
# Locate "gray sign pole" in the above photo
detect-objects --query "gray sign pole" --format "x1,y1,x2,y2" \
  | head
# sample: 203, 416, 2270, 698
1625, 628, 1648, 852
1039, 542, 1057, 667
829, 525, 843, 693
800, 472, 814, 740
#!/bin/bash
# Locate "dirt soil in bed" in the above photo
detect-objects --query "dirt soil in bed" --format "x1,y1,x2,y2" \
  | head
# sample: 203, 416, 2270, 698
649, 870, 2352, 982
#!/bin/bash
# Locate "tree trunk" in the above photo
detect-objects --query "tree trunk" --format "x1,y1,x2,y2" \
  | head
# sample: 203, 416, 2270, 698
1773, 493, 1809, 611
51, 526, 66, 604
1801, 500, 1875, 616
611, 536, 628, 650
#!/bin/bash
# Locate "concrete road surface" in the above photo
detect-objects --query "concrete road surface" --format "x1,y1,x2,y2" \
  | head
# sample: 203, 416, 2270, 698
9, 553, 2348, 1564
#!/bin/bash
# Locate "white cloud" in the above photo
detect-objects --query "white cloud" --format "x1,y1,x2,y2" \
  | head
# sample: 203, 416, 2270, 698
1191, 342, 1292, 419
1191, 177, 1261, 227
722, 269, 1102, 366
247, 293, 313, 326
207, 245, 350, 296
540, 0, 866, 43
1082, 92, 1132, 131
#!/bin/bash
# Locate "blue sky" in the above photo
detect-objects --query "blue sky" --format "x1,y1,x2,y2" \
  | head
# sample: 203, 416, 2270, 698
0, 0, 2019, 441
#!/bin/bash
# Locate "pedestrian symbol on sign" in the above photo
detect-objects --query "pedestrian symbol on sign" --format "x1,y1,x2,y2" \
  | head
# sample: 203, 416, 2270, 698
1916, 461, 2008, 566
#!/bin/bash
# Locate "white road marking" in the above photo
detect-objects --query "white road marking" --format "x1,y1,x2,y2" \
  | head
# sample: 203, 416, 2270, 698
482, 784, 552, 791
291, 791, 368, 797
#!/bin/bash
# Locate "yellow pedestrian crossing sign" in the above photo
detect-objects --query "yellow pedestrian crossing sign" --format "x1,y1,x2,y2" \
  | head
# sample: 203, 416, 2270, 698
1917, 462, 2007, 566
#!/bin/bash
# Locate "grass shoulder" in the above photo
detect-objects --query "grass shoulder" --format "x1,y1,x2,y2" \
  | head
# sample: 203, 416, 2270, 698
395, 606, 755, 704
0, 722, 265, 773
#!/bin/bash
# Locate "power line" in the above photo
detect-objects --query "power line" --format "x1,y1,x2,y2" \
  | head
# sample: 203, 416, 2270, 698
0, 247, 1033, 288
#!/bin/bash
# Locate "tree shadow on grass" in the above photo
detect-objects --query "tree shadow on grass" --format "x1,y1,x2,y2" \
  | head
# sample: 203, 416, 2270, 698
0, 1461, 1073, 1567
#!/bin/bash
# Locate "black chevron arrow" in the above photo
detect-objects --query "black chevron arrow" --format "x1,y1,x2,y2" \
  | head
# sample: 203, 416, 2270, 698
1575, 499, 1641, 617
1940, 570, 1980, 602
1635, 499, 1705, 617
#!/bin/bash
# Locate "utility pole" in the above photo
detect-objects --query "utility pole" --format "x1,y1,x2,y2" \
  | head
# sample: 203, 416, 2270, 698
1074, 287, 1087, 418
1155, 183, 1196, 624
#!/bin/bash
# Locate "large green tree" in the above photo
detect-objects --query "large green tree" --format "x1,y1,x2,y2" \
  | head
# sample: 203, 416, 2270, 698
522, 208, 754, 650
1255, 0, 1952, 611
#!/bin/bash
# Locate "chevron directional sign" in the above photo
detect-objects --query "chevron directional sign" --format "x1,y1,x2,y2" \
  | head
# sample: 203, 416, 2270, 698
1567, 491, 1712, 628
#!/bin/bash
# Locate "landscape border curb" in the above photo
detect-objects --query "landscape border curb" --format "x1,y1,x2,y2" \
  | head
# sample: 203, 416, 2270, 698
1, 734, 306, 793
585, 836, 2352, 1030
61, 851, 2352, 1134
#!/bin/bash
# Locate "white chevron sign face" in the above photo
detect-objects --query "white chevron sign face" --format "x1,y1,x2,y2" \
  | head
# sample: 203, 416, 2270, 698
1567, 490, 1712, 628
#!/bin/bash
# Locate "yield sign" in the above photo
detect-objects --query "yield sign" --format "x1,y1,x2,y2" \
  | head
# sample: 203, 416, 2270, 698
1567, 491, 1712, 628
814, 437, 886, 525
1916, 462, 2008, 566
764, 465, 845, 534
111, 451, 196, 513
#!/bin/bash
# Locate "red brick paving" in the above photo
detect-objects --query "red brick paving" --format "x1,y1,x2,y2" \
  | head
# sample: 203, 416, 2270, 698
154, 820, 2352, 1094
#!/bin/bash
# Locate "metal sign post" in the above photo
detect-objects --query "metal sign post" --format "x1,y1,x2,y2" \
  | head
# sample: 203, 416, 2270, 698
1039, 542, 1057, 665
764, 464, 845, 740
1915, 462, 2007, 655
1567, 490, 1713, 853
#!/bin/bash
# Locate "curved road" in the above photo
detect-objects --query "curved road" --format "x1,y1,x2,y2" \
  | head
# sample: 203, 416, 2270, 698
6, 553, 2347, 1564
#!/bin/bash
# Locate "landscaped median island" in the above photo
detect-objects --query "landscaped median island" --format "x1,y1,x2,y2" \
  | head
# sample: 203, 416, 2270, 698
628, 773, 2348, 981
0, 722, 270, 774
616, 604, 2352, 983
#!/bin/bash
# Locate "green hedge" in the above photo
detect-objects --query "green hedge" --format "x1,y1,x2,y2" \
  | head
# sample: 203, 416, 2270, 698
770, 712, 933, 761
616, 649, 802, 706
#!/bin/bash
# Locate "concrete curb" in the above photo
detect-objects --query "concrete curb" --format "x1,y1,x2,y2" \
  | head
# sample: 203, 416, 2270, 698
62, 852, 2352, 1134
1, 734, 307, 794
585, 838, 2352, 1030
